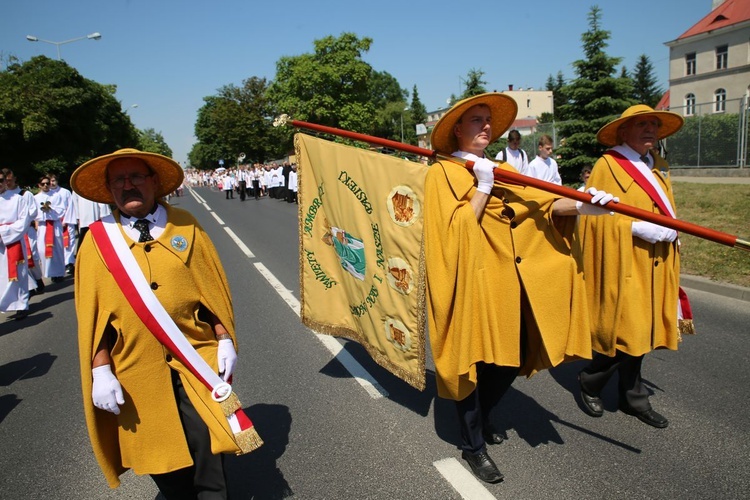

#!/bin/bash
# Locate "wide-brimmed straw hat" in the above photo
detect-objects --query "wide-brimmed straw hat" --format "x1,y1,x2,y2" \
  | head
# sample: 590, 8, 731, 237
430, 93, 518, 154
597, 105, 684, 147
71, 148, 184, 203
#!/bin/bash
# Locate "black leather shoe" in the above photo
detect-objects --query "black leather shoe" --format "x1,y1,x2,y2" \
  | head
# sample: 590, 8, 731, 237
578, 374, 603, 417
482, 423, 504, 445
9, 310, 29, 320
461, 451, 504, 483
620, 405, 669, 428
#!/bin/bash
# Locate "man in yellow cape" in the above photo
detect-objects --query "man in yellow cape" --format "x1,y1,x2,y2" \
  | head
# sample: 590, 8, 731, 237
72, 149, 258, 497
576, 105, 688, 430
424, 93, 615, 483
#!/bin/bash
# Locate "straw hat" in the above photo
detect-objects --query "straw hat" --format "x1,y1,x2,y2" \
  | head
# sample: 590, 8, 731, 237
596, 105, 684, 147
430, 93, 518, 154
71, 148, 184, 203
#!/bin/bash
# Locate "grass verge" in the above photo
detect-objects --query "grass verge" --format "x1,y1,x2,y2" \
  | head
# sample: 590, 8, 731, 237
673, 182, 750, 288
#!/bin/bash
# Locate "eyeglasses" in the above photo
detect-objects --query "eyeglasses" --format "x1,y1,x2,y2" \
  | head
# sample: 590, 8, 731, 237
40, 182, 50, 186
109, 173, 152, 189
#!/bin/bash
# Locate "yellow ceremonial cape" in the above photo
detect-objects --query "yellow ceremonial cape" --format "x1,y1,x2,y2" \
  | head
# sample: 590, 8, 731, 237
424, 160, 592, 401
76, 203, 239, 488
575, 152, 681, 356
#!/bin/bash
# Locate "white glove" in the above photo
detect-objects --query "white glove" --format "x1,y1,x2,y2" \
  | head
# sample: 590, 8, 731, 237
217, 338, 237, 382
472, 158, 496, 194
576, 187, 619, 216
92, 365, 125, 415
632, 221, 678, 244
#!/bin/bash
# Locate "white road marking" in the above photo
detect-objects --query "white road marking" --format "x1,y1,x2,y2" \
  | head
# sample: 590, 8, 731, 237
433, 458, 497, 499
224, 227, 255, 258
210, 212, 225, 225
253, 262, 388, 399
189, 189, 206, 203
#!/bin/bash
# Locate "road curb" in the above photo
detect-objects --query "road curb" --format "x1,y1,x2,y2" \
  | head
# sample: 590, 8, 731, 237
681, 274, 750, 302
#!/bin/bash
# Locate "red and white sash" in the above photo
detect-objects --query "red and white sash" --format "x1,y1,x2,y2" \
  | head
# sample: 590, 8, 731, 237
88, 215, 262, 453
607, 149, 695, 335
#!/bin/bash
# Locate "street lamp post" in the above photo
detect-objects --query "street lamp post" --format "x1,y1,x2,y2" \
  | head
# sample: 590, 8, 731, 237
401, 106, 410, 143
25, 32, 102, 60
125, 104, 139, 114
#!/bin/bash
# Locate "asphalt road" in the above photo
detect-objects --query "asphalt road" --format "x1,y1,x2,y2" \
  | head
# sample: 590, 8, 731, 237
0, 186, 748, 500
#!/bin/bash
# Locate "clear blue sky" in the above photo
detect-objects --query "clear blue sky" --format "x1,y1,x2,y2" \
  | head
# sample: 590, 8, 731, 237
3, 0, 714, 166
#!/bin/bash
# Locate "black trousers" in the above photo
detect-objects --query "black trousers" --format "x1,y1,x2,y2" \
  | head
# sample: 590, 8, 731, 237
579, 351, 650, 412
238, 181, 247, 201
252, 181, 260, 199
455, 314, 530, 455
150, 372, 229, 500
455, 362, 520, 454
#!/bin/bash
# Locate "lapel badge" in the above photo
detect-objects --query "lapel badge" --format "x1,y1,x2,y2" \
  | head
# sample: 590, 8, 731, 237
171, 235, 188, 252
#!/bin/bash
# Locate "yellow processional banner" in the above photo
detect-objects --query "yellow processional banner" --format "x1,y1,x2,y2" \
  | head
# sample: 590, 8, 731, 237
296, 133, 427, 390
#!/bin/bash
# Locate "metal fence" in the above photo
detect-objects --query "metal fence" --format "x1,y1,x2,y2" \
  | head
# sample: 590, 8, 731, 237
517, 97, 750, 169
664, 97, 748, 168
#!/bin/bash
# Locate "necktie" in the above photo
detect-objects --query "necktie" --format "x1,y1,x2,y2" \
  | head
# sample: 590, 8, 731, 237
133, 219, 153, 242
640, 155, 650, 166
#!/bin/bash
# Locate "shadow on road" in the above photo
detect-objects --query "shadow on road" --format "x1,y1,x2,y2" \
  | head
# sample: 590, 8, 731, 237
226, 403, 293, 499
0, 393, 22, 424
0, 352, 57, 386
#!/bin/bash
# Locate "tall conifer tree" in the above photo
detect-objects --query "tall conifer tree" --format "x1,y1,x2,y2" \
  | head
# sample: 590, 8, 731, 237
555, 6, 635, 182
632, 54, 663, 108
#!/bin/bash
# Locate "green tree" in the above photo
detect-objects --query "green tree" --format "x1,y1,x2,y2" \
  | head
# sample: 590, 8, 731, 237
555, 6, 635, 182
368, 70, 408, 142
267, 33, 377, 139
460, 68, 487, 99
189, 76, 277, 168
667, 113, 738, 166
139, 128, 173, 157
545, 71, 567, 120
631, 54, 663, 108
407, 85, 428, 146
0, 56, 139, 186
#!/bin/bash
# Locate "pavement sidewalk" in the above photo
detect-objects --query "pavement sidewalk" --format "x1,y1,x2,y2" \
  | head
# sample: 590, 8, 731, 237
672, 176, 750, 184
681, 274, 750, 302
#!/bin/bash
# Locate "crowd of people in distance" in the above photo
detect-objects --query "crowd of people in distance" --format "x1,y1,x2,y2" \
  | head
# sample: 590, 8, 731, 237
185, 162, 298, 203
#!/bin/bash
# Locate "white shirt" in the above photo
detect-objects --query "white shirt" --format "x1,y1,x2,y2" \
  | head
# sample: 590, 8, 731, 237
495, 147, 528, 172
525, 156, 562, 185
119, 204, 167, 242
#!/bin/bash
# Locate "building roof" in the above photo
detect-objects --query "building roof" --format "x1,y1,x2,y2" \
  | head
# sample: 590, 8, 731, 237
655, 90, 670, 110
677, 0, 750, 40
511, 118, 538, 129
